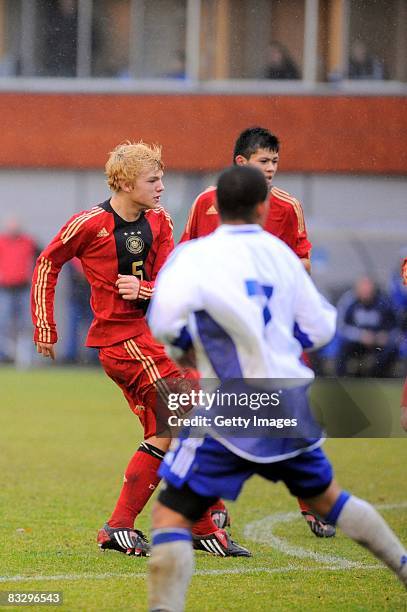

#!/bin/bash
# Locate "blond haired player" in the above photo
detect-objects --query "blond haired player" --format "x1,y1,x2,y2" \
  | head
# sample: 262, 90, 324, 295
32, 142, 245, 557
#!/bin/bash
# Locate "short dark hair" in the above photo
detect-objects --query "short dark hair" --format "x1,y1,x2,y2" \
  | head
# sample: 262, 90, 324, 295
233, 126, 280, 163
217, 165, 268, 223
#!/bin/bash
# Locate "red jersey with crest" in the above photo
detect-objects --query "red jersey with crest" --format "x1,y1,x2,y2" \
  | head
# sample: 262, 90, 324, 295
31, 199, 173, 347
180, 185, 311, 259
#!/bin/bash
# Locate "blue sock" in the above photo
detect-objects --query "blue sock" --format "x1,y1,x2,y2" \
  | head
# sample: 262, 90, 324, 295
152, 528, 192, 547
149, 527, 194, 610
325, 491, 350, 525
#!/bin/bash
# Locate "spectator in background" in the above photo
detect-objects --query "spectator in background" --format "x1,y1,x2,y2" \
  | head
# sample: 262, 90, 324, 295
336, 276, 398, 377
264, 42, 300, 80
64, 259, 97, 364
389, 249, 407, 369
348, 40, 385, 80
0, 217, 40, 367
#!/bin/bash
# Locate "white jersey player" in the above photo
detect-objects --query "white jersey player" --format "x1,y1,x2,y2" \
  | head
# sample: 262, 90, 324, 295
147, 166, 407, 612
150, 219, 334, 380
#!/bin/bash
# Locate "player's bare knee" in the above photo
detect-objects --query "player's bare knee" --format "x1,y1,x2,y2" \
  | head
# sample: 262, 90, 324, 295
305, 480, 342, 518
152, 501, 192, 530
145, 435, 171, 453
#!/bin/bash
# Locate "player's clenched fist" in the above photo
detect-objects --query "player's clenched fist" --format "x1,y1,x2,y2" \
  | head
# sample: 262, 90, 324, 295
36, 342, 55, 360
116, 274, 140, 300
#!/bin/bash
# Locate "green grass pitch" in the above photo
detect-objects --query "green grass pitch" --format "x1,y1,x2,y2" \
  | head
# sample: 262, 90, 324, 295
0, 368, 406, 611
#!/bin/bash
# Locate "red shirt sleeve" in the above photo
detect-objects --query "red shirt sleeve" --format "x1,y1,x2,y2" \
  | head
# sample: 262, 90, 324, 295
31, 211, 94, 344
179, 197, 200, 242
291, 200, 312, 260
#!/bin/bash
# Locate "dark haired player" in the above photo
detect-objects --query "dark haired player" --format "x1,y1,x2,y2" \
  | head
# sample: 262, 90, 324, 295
180, 127, 334, 538
181, 126, 311, 273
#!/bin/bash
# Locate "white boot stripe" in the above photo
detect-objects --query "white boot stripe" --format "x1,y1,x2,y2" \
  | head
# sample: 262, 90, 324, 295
113, 533, 123, 548
206, 539, 221, 555
200, 540, 214, 554
212, 539, 226, 556
122, 532, 134, 549
114, 532, 128, 549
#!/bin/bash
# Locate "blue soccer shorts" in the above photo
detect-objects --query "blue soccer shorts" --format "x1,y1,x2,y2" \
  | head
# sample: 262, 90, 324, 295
159, 435, 333, 502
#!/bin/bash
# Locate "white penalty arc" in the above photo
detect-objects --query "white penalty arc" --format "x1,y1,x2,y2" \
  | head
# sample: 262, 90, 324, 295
244, 501, 407, 569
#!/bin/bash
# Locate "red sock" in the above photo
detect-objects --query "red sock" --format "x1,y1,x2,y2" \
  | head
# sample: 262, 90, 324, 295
209, 499, 227, 513
108, 443, 164, 529
297, 498, 312, 513
192, 499, 228, 536
192, 508, 219, 536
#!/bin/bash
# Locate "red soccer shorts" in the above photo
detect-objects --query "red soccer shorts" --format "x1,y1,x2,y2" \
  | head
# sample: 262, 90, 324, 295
99, 330, 182, 439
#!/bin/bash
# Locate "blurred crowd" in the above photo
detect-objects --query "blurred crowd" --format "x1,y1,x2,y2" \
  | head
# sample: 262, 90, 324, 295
0, 216, 97, 368
0, 216, 405, 376
312, 266, 407, 378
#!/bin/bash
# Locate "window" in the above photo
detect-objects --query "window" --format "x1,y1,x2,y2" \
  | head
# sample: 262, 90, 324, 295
0, 0, 22, 76
320, 0, 407, 83
136, 0, 187, 78
37, 0, 79, 77
92, 0, 187, 79
91, 0, 131, 77
200, 0, 304, 80
347, 0, 406, 81
0, 0, 405, 85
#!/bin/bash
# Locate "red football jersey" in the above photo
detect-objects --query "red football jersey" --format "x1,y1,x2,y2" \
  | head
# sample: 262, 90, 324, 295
180, 185, 312, 259
31, 199, 174, 347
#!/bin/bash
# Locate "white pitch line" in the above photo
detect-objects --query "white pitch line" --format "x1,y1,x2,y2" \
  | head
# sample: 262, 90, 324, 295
1, 502, 404, 584
244, 501, 407, 570
0, 564, 380, 584
245, 511, 365, 569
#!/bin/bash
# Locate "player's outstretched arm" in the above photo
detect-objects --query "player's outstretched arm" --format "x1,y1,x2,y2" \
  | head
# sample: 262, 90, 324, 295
36, 342, 56, 360
285, 195, 312, 273
31, 209, 96, 348
293, 260, 337, 350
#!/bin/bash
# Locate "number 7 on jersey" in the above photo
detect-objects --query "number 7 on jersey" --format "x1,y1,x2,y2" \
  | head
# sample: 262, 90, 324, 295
245, 280, 274, 326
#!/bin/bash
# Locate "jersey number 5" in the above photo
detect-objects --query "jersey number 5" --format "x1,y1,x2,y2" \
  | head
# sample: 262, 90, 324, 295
132, 260, 144, 280
245, 280, 274, 326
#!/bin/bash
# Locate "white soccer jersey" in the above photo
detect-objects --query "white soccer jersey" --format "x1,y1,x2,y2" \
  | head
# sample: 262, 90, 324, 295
149, 224, 336, 381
